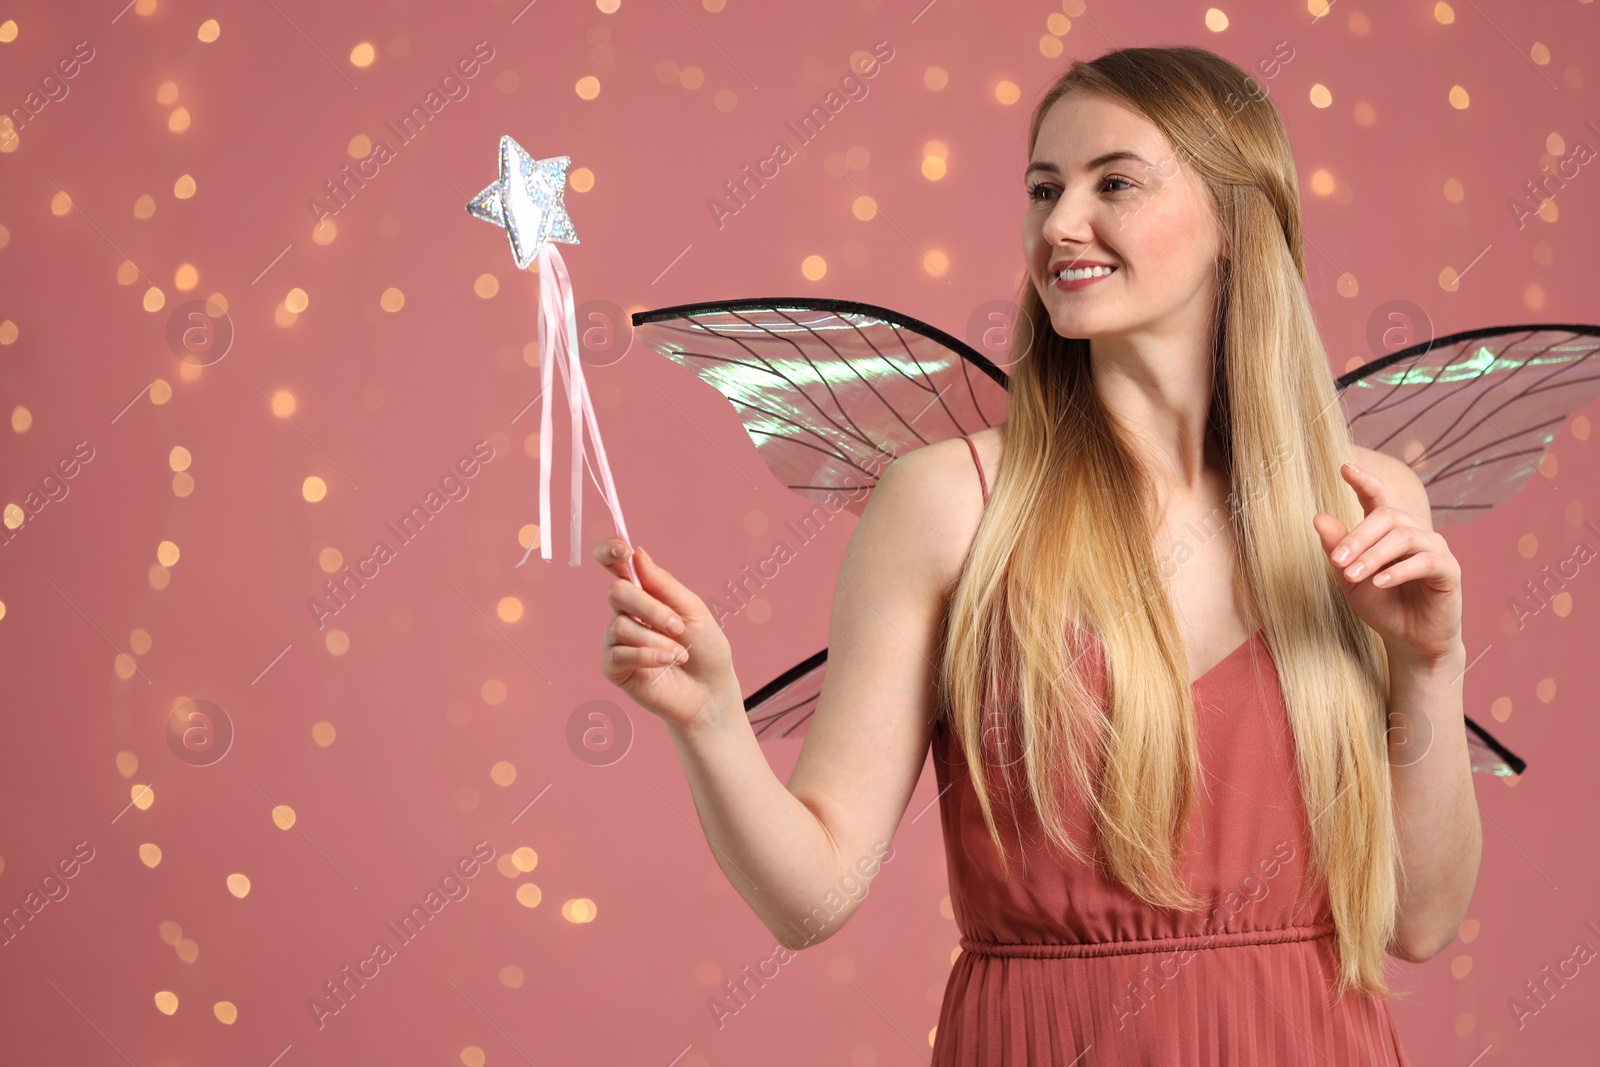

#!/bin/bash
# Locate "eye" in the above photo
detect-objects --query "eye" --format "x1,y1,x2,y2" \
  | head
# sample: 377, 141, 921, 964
1027, 176, 1136, 203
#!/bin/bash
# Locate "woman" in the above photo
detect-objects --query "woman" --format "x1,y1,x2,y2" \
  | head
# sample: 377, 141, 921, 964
593, 46, 1481, 1064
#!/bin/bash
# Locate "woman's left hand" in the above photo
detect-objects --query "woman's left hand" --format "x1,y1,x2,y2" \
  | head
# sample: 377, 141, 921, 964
1312, 462, 1464, 668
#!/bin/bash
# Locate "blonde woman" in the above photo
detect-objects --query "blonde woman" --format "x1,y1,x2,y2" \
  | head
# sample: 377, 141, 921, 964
595, 45, 1481, 1064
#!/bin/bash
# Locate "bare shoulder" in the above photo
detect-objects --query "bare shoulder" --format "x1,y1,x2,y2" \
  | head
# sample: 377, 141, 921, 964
863, 427, 1001, 593
1350, 445, 1433, 531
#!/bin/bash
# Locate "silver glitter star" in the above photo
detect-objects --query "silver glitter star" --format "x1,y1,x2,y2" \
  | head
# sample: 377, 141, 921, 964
466, 135, 579, 270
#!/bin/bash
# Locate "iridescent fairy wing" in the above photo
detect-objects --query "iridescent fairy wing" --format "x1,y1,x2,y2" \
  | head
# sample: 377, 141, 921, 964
1335, 324, 1600, 528
629, 297, 1010, 518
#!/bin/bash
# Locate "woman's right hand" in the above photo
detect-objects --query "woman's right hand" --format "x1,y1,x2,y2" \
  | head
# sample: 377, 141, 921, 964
593, 538, 738, 733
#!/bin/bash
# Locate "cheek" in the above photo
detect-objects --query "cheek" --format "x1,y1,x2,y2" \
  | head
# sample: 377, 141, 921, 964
1119, 205, 1215, 283
1020, 213, 1045, 253
1020, 221, 1050, 279
1160, 189, 1225, 261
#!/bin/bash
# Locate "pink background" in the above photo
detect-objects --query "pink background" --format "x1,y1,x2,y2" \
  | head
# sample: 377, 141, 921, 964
2, 0, 1598, 1064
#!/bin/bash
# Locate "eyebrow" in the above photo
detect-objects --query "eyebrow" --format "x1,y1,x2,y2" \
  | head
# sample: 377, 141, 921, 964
1025, 150, 1154, 178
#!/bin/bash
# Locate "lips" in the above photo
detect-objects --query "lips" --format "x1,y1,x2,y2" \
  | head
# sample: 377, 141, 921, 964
1051, 263, 1117, 291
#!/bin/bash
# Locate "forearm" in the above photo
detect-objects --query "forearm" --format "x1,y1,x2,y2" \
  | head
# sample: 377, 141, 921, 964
663, 679, 857, 949
1386, 641, 1483, 960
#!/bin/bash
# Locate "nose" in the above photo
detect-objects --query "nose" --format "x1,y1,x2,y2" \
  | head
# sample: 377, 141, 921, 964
1039, 190, 1097, 257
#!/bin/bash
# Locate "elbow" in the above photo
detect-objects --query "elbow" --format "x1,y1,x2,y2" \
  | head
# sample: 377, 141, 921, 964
772, 919, 808, 952
777, 931, 819, 953
1389, 934, 1441, 964
775, 903, 857, 952
1390, 922, 1457, 963
775, 919, 837, 953
1391, 839, 1483, 964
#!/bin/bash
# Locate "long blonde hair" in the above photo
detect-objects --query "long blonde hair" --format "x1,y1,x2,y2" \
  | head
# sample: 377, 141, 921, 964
939, 45, 1400, 998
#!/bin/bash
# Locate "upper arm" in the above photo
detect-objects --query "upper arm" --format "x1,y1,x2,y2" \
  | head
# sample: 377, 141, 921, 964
786, 441, 976, 884
1351, 446, 1433, 531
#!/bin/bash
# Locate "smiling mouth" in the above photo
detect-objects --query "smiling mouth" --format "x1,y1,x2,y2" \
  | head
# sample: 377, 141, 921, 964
1050, 264, 1118, 291
1054, 264, 1117, 282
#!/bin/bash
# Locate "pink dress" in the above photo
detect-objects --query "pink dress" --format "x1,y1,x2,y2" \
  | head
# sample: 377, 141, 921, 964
929, 435, 1413, 1065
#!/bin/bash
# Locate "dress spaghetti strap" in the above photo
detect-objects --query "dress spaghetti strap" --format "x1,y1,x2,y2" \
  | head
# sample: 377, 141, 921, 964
960, 434, 989, 505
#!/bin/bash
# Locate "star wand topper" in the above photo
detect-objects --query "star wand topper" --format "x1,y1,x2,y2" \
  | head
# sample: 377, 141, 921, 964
467, 134, 640, 587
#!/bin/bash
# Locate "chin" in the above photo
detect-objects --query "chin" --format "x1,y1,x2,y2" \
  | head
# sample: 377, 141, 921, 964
1045, 310, 1104, 341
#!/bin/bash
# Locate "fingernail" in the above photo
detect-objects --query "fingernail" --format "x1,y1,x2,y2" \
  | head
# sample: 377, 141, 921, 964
610, 545, 622, 559
637, 546, 648, 563
1333, 546, 1350, 563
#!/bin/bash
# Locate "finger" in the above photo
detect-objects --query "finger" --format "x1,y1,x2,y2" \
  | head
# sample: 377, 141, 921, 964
593, 537, 635, 580
1342, 525, 1426, 584
608, 578, 684, 638
1341, 462, 1390, 513
631, 547, 704, 625
605, 642, 687, 675
612, 614, 687, 659
1330, 505, 1406, 568
1312, 512, 1348, 556
1368, 549, 1451, 590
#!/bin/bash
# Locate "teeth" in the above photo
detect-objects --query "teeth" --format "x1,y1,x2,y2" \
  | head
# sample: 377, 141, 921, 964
1058, 265, 1115, 281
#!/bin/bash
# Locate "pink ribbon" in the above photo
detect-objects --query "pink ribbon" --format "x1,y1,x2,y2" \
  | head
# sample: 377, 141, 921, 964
517, 243, 639, 587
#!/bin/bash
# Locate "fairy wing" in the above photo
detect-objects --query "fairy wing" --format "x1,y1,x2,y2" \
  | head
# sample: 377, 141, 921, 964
629, 297, 1010, 517
633, 301, 1591, 777
1335, 324, 1600, 529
